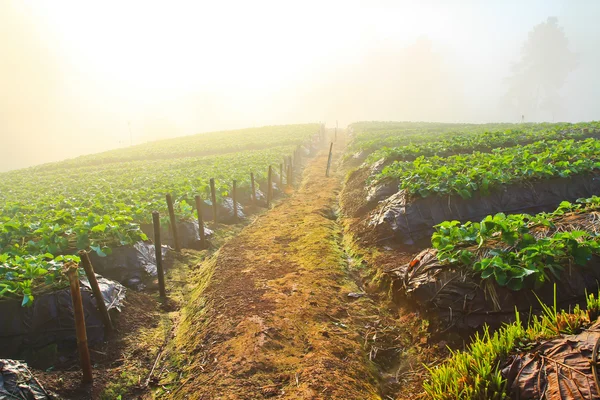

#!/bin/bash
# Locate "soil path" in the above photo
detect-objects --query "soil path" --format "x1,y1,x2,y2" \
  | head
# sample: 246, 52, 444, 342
171, 136, 383, 399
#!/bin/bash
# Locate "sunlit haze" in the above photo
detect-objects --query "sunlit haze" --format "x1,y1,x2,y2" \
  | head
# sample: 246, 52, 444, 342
1, 0, 599, 171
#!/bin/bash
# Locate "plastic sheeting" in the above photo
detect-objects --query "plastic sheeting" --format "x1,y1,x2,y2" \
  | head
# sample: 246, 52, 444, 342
141, 221, 213, 250
502, 321, 600, 399
370, 174, 600, 246
0, 359, 55, 399
89, 241, 170, 288
389, 249, 600, 329
0, 276, 125, 360
220, 198, 246, 222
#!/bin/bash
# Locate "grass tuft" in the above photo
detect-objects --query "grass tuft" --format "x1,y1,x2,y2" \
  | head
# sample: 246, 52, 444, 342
423, 285, 600, 399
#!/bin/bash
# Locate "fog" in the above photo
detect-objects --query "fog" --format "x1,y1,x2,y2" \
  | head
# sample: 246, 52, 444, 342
1, 0, 599, 172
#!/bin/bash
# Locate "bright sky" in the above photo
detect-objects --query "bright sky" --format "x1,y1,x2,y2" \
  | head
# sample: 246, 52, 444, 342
1, 0, 599, 171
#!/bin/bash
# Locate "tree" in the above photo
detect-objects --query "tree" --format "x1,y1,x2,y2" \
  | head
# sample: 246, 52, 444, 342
505, 17, 577, 121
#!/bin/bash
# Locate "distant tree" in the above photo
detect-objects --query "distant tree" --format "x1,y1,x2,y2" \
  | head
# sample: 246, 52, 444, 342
505, 17, 577, 121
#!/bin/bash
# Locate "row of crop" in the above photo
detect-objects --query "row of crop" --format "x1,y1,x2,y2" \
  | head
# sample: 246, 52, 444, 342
0, 146, 300, 256
38, 124, 319, 169
347, 121, 598, 156
365, 125, 600, 164
430, 196, 600, 291
375, 137, 600, 199
0, 253, 81, 306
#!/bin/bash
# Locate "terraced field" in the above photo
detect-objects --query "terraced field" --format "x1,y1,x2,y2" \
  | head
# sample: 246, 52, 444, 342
340, 121, 600, 399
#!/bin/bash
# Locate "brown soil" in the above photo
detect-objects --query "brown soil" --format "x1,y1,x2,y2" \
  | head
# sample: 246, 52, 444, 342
35, 246, 240, 399
33, 133, 440, 400
339, 166, 371, 219
35, 290, 162, 399
158, 134, 431, 400
169, 138, 379, 399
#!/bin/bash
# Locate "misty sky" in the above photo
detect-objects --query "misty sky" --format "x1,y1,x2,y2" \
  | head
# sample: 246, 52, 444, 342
1, 0, 599, 172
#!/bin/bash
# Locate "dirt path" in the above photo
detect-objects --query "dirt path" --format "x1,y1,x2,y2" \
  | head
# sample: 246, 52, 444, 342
169, 137, 386, 399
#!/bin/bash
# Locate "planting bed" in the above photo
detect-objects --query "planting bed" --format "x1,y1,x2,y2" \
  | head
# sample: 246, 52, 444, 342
0, 275, 125, 363
340, 121, 600, 399
370, 172, 600, 246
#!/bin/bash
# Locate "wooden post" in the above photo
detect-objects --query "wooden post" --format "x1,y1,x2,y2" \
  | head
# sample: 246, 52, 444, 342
287, 164, 292, 187
78, 251, 112, 334
152, 211, 166, 298
210, 178, 217, 223
194, 196, 206, 249
165, 194, 180, 252
232, 180, 238, 222
267, 165, 272, 208
335, 121, 338, 142
66, 263, 93, 384
250, 172, 256, 206
279, 163, 283, 188
326, 142, 334, 177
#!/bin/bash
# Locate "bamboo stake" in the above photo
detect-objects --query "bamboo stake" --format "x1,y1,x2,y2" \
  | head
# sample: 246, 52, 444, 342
279, 163, 283, 188
165, 194, 180, 252
79, 250, 112, 334
210, 178, 217, 223
250, 172, 256, 206
152, 211, 166, 298
267, 165, 272, 208
232, 180, 238, 222
326, 142, 334, 177
194, 196, 206, 249
66, 263, 93, 383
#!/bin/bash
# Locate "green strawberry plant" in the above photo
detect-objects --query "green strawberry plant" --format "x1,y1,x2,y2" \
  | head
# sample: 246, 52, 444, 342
431, 197, 600, 290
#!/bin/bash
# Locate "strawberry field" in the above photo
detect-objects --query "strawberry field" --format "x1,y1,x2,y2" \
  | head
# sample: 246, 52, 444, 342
340, 120, 600, 399
0, 124, 319, 305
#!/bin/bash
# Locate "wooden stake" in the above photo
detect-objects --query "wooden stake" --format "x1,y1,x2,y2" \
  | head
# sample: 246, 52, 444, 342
165, 194, 180, 252
78, 251, 112, 334
250, 172, 256, 206
194, 196, 206, 249
232, 180, 238, 222
66, 263, 93, 383
267, 165, 272, 208
326, 142, 334, 177
279, 163, 283, 188
152, 211, 166, 298
210, 178, 217, 223
287, 164, 292, 187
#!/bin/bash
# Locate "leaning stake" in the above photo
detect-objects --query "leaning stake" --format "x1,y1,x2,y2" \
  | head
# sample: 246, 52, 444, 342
152, 211, 167, 298
66, 263, 93, 383
210, 178, 218, 223
194, 196, 206, 249
165, 194, 180, 252
79, 250, 112, 334
326, 142, 334, 177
